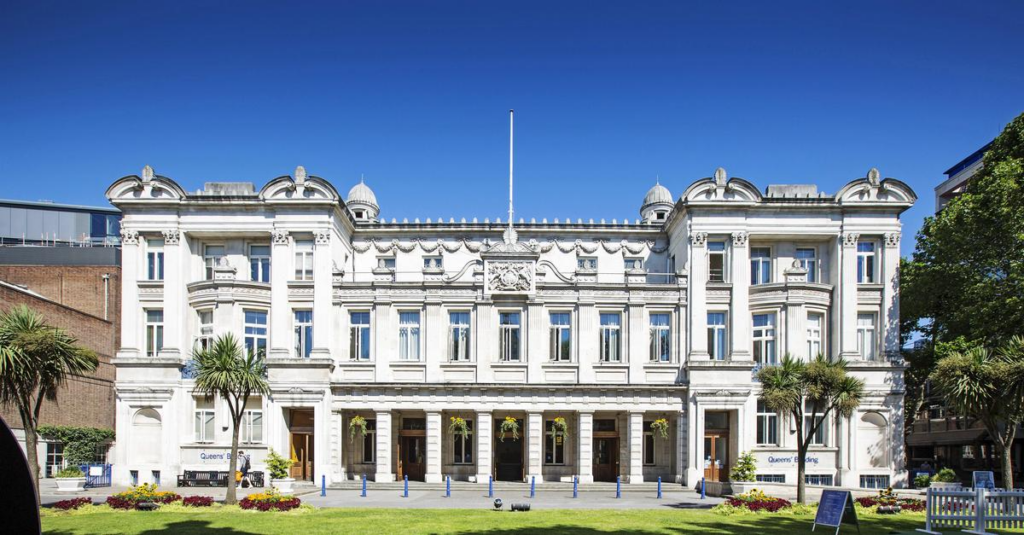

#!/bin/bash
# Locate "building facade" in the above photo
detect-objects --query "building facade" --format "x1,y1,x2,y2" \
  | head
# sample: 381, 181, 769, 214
106, 165, 914, 489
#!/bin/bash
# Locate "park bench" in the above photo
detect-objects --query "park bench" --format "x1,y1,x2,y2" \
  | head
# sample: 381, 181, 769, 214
176, 470, 265, 488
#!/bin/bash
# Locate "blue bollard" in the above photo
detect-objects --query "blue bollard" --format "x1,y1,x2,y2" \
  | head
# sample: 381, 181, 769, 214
488, 476, 493, 498
616, 476, 621, 499
446, 475, 451, 498
657, 476, 662, 499
403, 475, 408, 498
573, 476, 578, 498
321, 474, 326, 497
700, 477, 706, 500
530, 476, 535, 498
361, 475, 367, 497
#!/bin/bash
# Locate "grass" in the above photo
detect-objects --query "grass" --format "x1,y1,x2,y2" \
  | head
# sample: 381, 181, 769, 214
41, 506, 931, 535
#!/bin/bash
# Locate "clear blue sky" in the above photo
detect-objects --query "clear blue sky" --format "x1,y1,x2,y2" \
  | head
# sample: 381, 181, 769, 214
1, 1, 1021, 257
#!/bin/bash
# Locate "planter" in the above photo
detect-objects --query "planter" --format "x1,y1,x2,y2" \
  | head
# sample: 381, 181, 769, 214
272, 477, 295, 494
930, 481, 963, 490
55, 477, 87, 492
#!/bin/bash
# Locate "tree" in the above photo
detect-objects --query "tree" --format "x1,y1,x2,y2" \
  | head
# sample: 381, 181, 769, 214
758, 354, 863, 504
929, 336, 1024, 489
0, 305, 98, 502
192, 333, 268, 505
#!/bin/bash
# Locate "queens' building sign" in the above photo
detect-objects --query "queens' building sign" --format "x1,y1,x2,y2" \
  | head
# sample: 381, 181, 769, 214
106, 163, 914, 489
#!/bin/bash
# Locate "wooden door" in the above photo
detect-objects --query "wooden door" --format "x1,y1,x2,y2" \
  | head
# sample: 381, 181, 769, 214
494, 424, 524, 481
593, 438, 618, 482
703, 434, 728, 481
289, 433, 314, 481
402, 436, 426, 481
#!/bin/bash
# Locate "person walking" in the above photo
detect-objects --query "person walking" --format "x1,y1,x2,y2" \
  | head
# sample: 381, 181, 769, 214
237, 450, 251, 488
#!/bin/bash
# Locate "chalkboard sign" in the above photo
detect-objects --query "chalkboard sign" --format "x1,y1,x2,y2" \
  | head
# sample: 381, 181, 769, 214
973, 471, 995, 490
812, 490, 859, 535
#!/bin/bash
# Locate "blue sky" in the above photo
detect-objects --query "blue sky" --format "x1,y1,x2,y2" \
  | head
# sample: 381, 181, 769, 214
1, 1, 1021, 257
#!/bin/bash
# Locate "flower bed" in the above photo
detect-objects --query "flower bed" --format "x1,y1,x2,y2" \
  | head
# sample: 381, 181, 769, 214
182, 496, 214, 508
725, 489, 792, 513
53, 497, 92, 511
239, 489, 301, 512
855, 488, 925, 512
106, 483, 182, 510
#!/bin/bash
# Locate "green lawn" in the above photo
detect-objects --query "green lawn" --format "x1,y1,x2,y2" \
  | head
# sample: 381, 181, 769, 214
42, 507, 928, 535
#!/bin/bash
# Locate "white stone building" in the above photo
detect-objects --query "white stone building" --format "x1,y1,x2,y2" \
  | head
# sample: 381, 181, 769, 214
105, 164, 914, 490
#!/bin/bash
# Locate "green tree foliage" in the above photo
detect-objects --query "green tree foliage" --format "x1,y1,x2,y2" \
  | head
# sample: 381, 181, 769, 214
37, 426, 115, 466
0, 305, 98, 503
729, 451, 757, 482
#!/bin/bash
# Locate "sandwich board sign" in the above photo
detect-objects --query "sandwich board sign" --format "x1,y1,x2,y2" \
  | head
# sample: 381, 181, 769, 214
812, 489, 859, 534
973, 471, 995, 490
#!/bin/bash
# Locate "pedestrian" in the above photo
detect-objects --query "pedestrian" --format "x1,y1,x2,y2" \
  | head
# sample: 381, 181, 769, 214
238, 450, 251, 488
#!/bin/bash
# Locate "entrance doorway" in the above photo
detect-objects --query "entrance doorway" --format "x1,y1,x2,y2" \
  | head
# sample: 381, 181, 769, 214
593, 437, 619, 482
703, 433, 728, 481
288, 409, 315, 481
494, 417, 523, 481
398, 417, 426, 482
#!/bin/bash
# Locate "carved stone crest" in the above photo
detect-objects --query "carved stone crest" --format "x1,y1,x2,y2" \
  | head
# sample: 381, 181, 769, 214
486, 261, 533, 293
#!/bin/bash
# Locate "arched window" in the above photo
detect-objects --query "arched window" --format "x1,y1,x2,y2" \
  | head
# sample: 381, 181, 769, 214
131, 408, 163, 464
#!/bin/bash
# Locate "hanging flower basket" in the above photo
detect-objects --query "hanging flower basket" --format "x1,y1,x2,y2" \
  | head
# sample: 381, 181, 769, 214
449, 416, 469, 438
551, 416, 569, 438
349, 415, 368, 442
499, 416, 520, 442
651, 418, 670, 439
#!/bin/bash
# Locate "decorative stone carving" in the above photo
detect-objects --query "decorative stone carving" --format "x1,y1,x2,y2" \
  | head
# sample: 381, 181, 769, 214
731, 232, 748, 247
120, 229, 139, 245
161, 229, 180, 245
690, 232, 708, 247
141, 165, 154, 183
884, 232, 900, 247
867, 167, 880, 186
842, 232, 860, 247
272, 229, 289, 245
350, 237, 668, 255
714, 167, 728, 187
486, 261, 532, 292
315, 230, 331, 245
294, 165, 307, 184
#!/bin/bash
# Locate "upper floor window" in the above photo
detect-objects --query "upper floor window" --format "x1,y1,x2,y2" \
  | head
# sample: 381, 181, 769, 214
857, 242, 876, 283
708, 242, 726, 282
857, 313, 877, 361
499, 312, 521, 362
752, 313, 776, 366
243, 310, 268, 357
376, 256, 396, 270
194, 401, 214, 443
294, 310, 313, 358
146, 309, 164, 357
453, 420, 474, 464
423, 256, 443, 270
146, 239, 164, 281
549, 312, 572, 362
796, 248, 817, 283
249, 245, 271, 283
203, 245, 225, 280
807, 313, 823, 358
294, 240, 314, 281
196, 310, 213, 351
398, 311, 421, 361
649, 313, 671, 362
756, 400, 778, 446
577, 257, 598, 271
750, 247, 771, 285
707, 312, 727, 360
242, 409, 263, 444
350, 312, 370, 361
599, 313, 622, 362
625, 257, 644, 271
448, 312, 471, 362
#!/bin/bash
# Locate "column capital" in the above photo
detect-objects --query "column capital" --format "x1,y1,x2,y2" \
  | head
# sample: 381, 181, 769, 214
884, 232, 900, 248
315, 230, 331, 245
120, 228, 139, 245
841, 232, 860, 248
731, 231, 748, 248
161, 229, 180, 245
690, 232, 708, 247
272, 228, 290, 245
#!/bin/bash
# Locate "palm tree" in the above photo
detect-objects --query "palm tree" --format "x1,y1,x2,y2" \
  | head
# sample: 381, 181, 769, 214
758, 354, 863, 504
930, 336, 1024, 489
0, 305, 98, 502
192, 333, 269, 505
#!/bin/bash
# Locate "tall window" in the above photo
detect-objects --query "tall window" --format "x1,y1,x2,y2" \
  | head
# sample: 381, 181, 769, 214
599, 313, 621, 362
499, 312, 521, 361
750, 247, 771, 285
448, 312, 471, 362
244, 310, 268, 357
757, 400, 778, 446
708, 242, 726, 282
857, 313, 877, 360
194, 402, 214, 443
350, 312, 370, 361
242, 410, 263, 443
203, 245, 225, 280
399, 311, 421, 361
453, 420, 474, 464
549, 312, 571, 362
649, 313, 671, 362
146, 309, 163, 357
707, 312, 727, 360
643, 421, 656, 465
545, 420, 565, 464
807, 313, 823, 358
249, 245, 271, 283
294, 310, 313, 358
752, 313, 776, 365
805, 400, 829, 446
196, 310, 213, 351
362, 419, 376, 463
857, 242, 876, 283
796, 248, 817, 282
146, 239, 164, 281
294, 240, 314, 281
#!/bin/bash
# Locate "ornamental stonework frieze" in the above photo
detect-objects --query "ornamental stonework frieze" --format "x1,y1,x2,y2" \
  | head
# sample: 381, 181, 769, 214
161, 229, 180, 245
486, 261, 533, 294
351, 237, 667, 255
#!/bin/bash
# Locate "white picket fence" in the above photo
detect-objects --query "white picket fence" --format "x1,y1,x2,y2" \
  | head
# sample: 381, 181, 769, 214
919, 487, 1024, 534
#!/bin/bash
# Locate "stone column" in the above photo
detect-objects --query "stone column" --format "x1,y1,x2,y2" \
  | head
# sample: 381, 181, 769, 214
686, 404, 703, 486
475, 300, 494, 383
526, 411, 543, 483
628, 411, 644, 483
839, 232, 860, 359
577, 411, 594, 483
475, 411, 493, 483
425, 300, 442, 382
118, 229, 140, 357
269, 229, 291, 358
160, 229, 183, 359
527, 301, 545, 381
627, 302, 645, 383
882, 232, 901, 360
675, 411, 687, 485
311, 230, 332, 358
688, 233, 709, 359
425, 411, 442, 483
331, 410, 345, 482
577, 300, 596, 382
374, 301, 392, 381
730, 232, 751, 360
375, 410, 394, 481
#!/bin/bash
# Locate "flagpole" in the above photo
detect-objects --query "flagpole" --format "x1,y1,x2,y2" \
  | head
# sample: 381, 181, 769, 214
509, 109, 514, 233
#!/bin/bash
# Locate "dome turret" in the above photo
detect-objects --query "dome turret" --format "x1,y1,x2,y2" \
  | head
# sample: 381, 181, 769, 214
346, 178, 379, 222
640, 180, 674, 224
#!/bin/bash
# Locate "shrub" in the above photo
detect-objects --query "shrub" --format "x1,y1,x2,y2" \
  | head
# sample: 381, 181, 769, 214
55, 466, 84, 478
53, 497, 92, 510
914, 473, 932, 488
725, 488, 792, 513
182, 496, 214, 507
729, 451, 757, 482
855, 487, 925, 512
37, 426, 114, 466
106, 483, 181, 510
932, 468, 959, 483
264, 448, 293, 480
239, 488, 301, 512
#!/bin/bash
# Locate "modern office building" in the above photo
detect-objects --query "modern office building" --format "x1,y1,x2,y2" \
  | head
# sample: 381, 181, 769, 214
0, 198, 121, 246
106, 164, 914, 490
933, 142, 992, 211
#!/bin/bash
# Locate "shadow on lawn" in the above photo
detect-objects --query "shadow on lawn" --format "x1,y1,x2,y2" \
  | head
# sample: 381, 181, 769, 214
47, 520, 261, 535
443, 515, 920, 535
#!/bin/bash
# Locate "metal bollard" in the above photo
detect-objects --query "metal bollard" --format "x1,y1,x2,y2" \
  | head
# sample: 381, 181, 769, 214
321, 474, 326, 497
700, 477, 705, 499
446, 475, 451, 498
403, 475, 408, 498
616, 476, 621, 499
530, 476, 535, 498
657, 476, 662, 499
573, 476, 578, 498
488, 476, 493, 498
361, 475, 367, 497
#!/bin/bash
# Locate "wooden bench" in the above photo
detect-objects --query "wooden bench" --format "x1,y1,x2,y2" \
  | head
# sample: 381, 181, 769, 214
176, 470, 265, 488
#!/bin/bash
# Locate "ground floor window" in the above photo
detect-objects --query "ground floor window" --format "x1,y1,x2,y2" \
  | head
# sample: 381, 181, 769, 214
860, 475, 890, 489
545, 420, 565, 465
756, 474, 785, 483
643, 421, 655, 465
362, 419, 376, 464
45, 442, 64, 478
805, 474, 834, 486
453, 420, 474, 464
